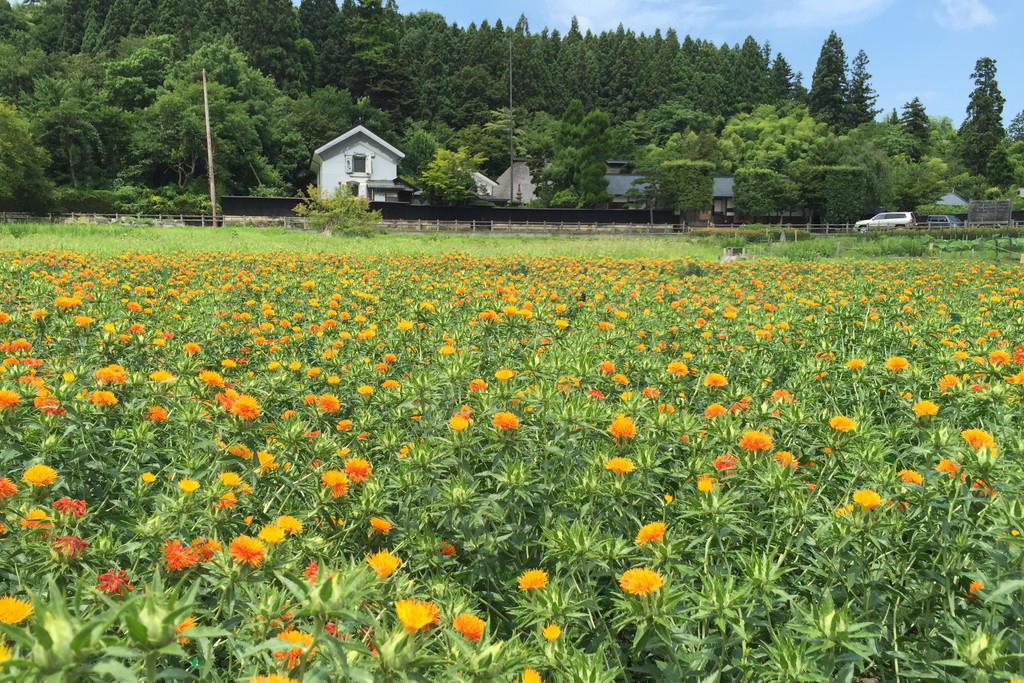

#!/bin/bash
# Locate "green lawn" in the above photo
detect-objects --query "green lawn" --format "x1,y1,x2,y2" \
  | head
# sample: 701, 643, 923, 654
0, 222, 722, 259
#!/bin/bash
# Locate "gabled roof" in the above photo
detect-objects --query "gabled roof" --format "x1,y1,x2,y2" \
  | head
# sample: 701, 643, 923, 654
713, 176, 734, 198
313, 125, 405, 160
473, 171, 498, 188
604, 174, 647, 196
936, 192, 966, 206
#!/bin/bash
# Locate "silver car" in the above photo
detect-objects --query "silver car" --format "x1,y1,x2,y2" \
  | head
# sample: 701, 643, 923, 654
855, 212, 917, 231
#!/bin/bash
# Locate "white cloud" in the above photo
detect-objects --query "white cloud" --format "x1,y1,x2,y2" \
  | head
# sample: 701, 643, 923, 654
934, 0, 996, 29
754, 0, 892, 28
544, 0, 722, 35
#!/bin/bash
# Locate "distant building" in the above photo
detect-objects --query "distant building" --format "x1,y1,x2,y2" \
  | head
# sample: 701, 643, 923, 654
472, 172, 498, 198
310, 125, 415, 203
936, 192, 967, 206
495, 159, 538, 203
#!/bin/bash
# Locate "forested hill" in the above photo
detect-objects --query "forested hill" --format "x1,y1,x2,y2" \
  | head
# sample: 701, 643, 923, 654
0, 0, 1021, 214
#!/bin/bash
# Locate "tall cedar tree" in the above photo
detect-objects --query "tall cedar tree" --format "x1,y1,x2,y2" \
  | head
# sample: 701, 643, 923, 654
808, 31, 848, 128
900, 98, 929, 160
574, 108, 613, 206
229, 0, 306, 92
845, 50, 878, 128
1008, 111, 1024, 142
958, 57, 1005, 177
298, 0, 339, 87
347, 0, 409, 119
536, 99, 585, 204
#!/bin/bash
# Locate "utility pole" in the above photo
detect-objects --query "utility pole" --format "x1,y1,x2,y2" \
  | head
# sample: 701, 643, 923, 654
202, 69, 217, 227
508, 36, 514, 204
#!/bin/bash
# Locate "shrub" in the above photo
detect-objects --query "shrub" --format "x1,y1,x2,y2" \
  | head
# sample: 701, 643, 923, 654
294, 184, 382, 236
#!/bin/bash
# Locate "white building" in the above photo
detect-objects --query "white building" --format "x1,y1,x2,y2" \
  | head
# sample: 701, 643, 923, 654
310, 125, 414, 202
472, 172, 498, 198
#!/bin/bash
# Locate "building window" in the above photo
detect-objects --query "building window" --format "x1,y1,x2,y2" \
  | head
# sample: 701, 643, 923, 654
352, 154, 366, 173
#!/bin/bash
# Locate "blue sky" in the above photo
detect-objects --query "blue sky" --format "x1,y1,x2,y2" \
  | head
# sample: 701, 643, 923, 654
398, 0, 1021, 126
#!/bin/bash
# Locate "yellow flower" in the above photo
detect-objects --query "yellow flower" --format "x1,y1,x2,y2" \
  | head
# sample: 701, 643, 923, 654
697, 475, 717, 493
394, 599, 439, 633
604, 457, 635, 474
178, 478, 200, 494
829, 415, 857, 433
0, 596, 33, 624
542, 623, 561, 641
258, 525, 286, 545
367, 550, 401, 578
275, 515, 303, 534
912, 400, 938, 417
517, 569, 548, 590
521, 668, 543, 683
22, 464, 57, 487
141, 472, 156, 484
635, 522, 666, 545
852, 488, 882, 510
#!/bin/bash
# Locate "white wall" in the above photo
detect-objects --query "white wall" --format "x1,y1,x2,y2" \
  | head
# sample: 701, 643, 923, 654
317, 132, 400, 198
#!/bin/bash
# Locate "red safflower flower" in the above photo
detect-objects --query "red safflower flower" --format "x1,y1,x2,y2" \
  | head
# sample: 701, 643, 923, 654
97, 568, 134, 596
51, 535, 88, 560
53, 497, 87, 518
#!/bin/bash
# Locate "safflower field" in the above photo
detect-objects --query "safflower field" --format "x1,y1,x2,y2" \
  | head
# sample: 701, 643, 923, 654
0, 244, 1021, 683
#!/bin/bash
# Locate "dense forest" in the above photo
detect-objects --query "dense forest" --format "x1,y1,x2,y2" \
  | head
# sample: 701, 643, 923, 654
0, 0, 1021, 215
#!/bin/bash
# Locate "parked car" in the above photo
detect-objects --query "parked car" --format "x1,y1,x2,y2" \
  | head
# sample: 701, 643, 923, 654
923, 214, 963, 227
855, 212, 917, 231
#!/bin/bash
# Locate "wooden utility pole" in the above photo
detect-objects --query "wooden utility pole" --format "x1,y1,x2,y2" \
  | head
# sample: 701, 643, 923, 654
202, 69, 217, 227
508, 37, 514, 204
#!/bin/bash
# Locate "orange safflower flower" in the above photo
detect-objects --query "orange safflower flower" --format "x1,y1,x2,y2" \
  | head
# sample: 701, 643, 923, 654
452, 613, 486, 642
704, 403, 727, 419
666, 361, 689, 375
344, 458, 372, 483
773, 451, 798, 470
90, 390, 117, 407
899, 469, 923, 485
935, 458, 959, 475
492, 411, 520, 430
852, 489, 882, 510
618, 567, 664, 595
321, 470, 349, 497
316, 394, 341, 413
23, 464, 57, 486
712, 454, 738, 472
846, 358, 866, 370
229, 395, 260, 420
885, 356, 909, 372
367, 550, 401, 577
147, 406, 168, 422
162, 540, 199, 571
370, 517, 393, 535
20, 508, 52, 529
608, 414, 636, 439
228, 535, 267, 568
273, 629, 316, 668
517, 569, 548, 590
449, 414, 469, 431
829, 415, 857, 432
635, 522, 666, 545
604, 457, 635, 474
938, 374, 960, 391
0, 477, 17, 500
738, 430, 773, 452
961, 428, 996, 453
394, 598, 440, 633
703, 373, 727, 388
0, 390, 21, 410
912, 401, 938, 417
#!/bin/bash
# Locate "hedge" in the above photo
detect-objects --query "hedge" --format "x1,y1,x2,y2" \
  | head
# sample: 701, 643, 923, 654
660, 160, 714, 211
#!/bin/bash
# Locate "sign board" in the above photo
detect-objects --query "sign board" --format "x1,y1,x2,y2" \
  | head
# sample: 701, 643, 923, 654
967, 200, 1012, 225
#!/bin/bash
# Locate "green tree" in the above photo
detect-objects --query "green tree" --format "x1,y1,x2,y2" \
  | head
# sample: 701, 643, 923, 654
574, 108, 612, 206
0, 99, 53, 209
294, 183, 381, 235
768, 54, 799, 104
888, 156, 946, 210
658, 160, 714, 211
808, 31, 848, 128
899, 97, 929, 160
985, 143, 1014, 188
347, 0, 409, 118
718, 104, 828, 173
398, 128, 438, 181
103, 36, 172, 110
535, 99, 584, 205
229, 0, 307, 92
1008, 111, 1024, 142
419, 147, 486, 205
958, 57, 1005, 177
733, 167, 791, 217
845, 49, 878, 128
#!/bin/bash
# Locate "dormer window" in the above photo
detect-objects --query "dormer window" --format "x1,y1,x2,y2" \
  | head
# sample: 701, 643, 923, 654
352, 154, 366, 173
